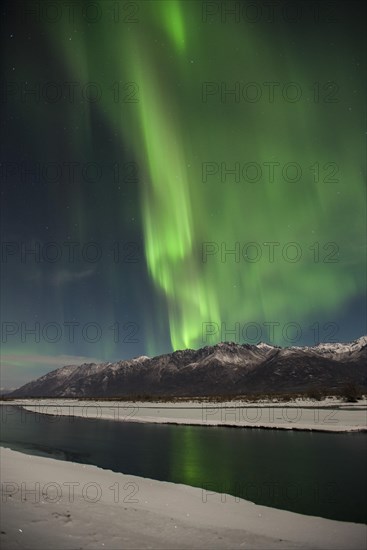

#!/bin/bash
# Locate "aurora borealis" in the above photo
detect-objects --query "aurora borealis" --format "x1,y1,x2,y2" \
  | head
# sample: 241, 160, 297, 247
1, 0, 366, 387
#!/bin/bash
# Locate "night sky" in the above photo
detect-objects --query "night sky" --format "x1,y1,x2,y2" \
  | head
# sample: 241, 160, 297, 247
1, 0, 366, 388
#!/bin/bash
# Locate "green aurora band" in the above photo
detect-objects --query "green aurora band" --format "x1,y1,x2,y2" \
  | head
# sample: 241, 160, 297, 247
47, 0, 365, 352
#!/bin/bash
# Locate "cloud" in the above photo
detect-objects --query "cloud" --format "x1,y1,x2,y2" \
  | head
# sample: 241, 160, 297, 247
0, 353, 102, 388
0, 353, 101, 368
25, 267, 96, 287
49, 268, 95, 287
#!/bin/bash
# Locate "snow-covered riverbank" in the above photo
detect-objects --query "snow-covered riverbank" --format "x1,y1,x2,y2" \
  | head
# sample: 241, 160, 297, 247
1, 447, 366, 549
3, 397, 367, 432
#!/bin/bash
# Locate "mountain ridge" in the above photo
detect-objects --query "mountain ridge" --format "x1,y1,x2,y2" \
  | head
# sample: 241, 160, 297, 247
9, 336, 367, 398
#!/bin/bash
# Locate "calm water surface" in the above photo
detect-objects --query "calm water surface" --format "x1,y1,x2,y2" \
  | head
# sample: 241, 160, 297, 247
1, 406, 366, 523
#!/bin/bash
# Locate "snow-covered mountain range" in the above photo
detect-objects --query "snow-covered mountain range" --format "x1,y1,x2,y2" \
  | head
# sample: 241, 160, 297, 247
9, 337, 367, 398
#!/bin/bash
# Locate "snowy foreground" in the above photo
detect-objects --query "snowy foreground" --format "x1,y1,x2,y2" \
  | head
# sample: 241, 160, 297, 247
7, 397, 367, 431
1, 447, 366, 550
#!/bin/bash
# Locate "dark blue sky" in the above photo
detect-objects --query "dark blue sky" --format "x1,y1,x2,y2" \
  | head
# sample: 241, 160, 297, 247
1, 0, 366, 388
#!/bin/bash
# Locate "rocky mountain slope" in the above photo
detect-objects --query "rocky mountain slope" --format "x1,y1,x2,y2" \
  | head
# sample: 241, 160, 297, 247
10, 337, 367, 398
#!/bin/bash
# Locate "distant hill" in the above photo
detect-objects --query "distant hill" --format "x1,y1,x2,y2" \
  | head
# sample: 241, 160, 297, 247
9, 337, 367, 398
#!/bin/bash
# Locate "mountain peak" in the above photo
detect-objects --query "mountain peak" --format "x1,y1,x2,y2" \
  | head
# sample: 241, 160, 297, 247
10, 336, 366, 398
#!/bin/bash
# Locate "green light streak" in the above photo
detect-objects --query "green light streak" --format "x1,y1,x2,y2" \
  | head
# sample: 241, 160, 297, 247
47, 1, 365, 352
162, 0, 186, 53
